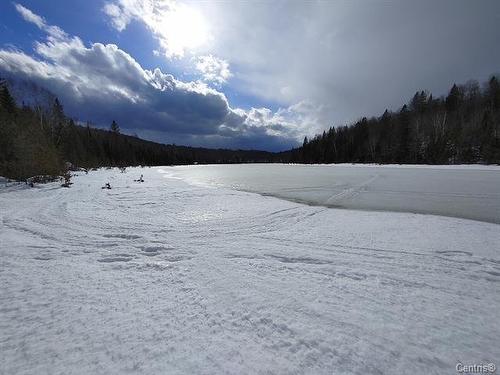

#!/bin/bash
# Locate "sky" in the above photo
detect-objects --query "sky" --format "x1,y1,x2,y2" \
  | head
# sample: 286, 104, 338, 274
1, 0, 499, 151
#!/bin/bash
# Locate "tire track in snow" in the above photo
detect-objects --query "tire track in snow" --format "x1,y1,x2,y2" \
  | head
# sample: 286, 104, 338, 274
324, 174, 379, 205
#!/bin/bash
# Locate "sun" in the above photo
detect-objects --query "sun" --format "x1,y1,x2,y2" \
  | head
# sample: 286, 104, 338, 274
159, 4, 210, 58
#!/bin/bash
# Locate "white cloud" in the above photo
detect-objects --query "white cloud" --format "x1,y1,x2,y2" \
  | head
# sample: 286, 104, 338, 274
102, 1, 132, 32
103, 0, 210, 59
0, 11, 228, 131
194, 55, 231, 85
14, 3, 67, 40
3, 4, 321, 150
227, 101, 326, 140
14, 3, 45, 28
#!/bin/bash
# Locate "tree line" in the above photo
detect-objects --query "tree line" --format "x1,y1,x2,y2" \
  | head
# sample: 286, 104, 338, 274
0, 78, 276, 181
1, 75, 499, 181
286, 76, 500, 164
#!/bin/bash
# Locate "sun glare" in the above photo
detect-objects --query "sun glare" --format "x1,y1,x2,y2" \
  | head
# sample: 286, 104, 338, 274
159, 4, 209, 57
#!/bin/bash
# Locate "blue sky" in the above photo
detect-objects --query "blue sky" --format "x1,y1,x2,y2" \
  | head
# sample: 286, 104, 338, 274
0, 0, 275, 109
9, 1, 279, 108
1, 0, 500, 151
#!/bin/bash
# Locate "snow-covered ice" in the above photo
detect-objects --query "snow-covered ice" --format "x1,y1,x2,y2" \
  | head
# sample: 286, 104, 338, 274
165, 163, 500, 223
1, 166, 499, 374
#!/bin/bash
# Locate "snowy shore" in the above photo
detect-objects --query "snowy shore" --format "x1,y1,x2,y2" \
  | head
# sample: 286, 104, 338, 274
1, 167, 499, 374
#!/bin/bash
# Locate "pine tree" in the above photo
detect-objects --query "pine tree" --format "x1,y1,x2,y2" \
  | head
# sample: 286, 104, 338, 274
0, 83, 16, 114
487, 76, 500, 109
445, 84, 462, 112
52, 98, 64, 120
110, 120, 120, 134
51, 98, 66, 146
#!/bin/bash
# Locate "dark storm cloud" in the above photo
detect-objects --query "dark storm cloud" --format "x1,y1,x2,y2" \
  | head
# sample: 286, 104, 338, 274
199, 0, 500, 126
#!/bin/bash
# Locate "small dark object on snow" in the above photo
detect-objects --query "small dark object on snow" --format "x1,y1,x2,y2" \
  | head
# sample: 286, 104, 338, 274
102, 182, 112, 189
134, 174, 144, 183
61, 172, 73, 188
26, 175, 59, 185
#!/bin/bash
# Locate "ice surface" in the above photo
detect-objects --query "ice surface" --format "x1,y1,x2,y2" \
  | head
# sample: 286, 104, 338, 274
0, 166, 499, 374
165, 163, 500, 223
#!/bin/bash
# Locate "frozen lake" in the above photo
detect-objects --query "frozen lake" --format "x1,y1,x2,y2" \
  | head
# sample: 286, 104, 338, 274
166, 164, 500, 223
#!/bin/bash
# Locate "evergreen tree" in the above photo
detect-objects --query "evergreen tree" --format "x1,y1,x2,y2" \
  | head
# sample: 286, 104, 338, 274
110, 120, 120, 134
52, 98, 64, 120
0, 83, 16, 114
52, 98, 66, 145
487, 76, 500, 109
445, 84, 462, 112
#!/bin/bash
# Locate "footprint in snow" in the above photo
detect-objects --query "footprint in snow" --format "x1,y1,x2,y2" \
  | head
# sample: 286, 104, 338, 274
98, 254, 135, 263
139, 245, 174, 257
33, 256, 52, 261
435, 250, 473, 256
102, 233, 142, 240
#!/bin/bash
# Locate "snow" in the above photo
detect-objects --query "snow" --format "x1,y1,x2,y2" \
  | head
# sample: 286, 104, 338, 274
288, 163, 500, 170
165, 163, 500, 223
1, 166, 499, 374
